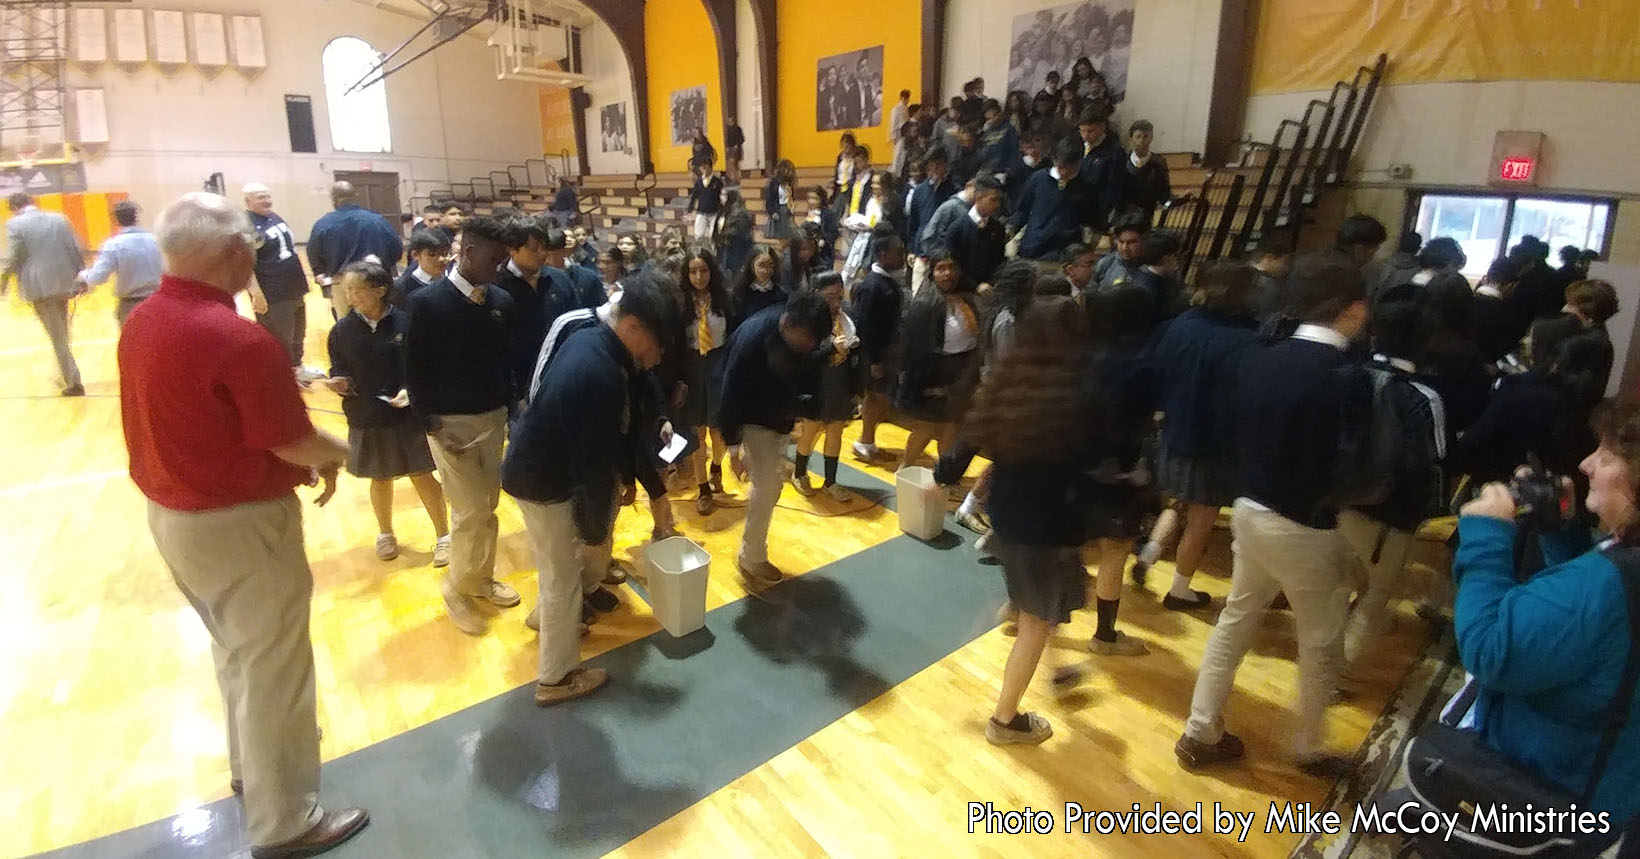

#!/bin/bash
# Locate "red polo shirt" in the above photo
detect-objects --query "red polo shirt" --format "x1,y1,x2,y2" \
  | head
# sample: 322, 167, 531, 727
120, 275, 314, 511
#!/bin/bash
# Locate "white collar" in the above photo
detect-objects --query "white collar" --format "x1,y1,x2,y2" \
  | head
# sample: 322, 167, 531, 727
412, 267, 436, 284
871, 263, 901, 278
1477, 284, 1503, 299
354, 308, 386, 331
448, 267, 482, 302
1131, 151, 1151, 168
1373, 353, 1417, 374
1050, 166, 1063, 182
750, 278, 775, 293
506, 259, 537, 284
968, 205, 986, 226
1293, 324, 1350, 351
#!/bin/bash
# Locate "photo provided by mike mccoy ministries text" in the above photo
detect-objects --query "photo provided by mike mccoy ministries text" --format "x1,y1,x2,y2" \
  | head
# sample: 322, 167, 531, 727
965, 801, 1618, 842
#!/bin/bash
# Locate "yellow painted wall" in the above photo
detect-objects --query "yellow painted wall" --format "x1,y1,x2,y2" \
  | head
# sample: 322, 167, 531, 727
539, 84, 578, 165
644, 0, 722, 174
776, 0, 922, 168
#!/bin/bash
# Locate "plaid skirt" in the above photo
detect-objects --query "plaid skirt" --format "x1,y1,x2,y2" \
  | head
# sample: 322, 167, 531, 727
348, 421, 436, 480
991, 540, 1088, 625
1156, 444, 1240, 509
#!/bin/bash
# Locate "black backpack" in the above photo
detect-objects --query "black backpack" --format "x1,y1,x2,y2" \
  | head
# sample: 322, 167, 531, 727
1330, 364, 1410, 508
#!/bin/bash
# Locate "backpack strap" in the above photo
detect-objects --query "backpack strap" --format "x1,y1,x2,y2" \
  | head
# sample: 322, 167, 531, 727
1582, 545, 1640, 802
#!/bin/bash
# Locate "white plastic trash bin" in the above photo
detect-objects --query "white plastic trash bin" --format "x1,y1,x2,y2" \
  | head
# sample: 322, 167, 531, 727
896, 466, 945, 540
644, 537, 711, 637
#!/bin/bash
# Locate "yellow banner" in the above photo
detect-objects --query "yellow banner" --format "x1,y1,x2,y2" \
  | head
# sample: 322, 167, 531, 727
1251, 0, 1640, 94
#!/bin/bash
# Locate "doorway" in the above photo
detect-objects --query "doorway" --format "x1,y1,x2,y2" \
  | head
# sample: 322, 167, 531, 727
333, 170, 401, 221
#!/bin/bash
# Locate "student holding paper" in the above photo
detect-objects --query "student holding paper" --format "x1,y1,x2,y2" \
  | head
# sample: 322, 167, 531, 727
327, 261, 450, 565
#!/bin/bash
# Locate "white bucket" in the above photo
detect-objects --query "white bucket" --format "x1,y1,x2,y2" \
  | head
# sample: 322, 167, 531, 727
643, 537, 711, 637
895, 466, 945, 541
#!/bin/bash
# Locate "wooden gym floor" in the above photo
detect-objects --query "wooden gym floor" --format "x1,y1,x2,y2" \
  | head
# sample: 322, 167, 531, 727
0, 288, 1440, 858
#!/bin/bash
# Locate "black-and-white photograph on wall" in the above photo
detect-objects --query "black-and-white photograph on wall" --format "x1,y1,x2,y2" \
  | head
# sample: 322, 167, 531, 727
601, 102, 628, 153
669, 86, 706, 146
816, 45, 884, 132
1007, 1, 1134, 103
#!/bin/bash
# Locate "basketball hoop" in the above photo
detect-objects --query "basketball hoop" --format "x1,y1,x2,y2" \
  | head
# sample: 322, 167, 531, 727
16, 136, 41, 169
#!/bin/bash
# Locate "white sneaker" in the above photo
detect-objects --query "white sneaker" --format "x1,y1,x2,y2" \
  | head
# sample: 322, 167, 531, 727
825, 483, 851, 502
375, 533, 399, 561
851, 442, 880, 462
432, 535, 452, 567
789, 473, 817, 497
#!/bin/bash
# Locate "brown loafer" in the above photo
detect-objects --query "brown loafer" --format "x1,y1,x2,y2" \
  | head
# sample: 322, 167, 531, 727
534, 667, 608, 707
250, 808, 369, 859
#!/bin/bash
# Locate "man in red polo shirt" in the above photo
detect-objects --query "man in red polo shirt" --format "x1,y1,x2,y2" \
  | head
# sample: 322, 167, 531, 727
119, 192, 368, 859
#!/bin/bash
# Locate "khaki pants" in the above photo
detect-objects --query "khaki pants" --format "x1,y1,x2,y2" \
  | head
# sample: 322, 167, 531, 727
147, 494, 324, 847
517, 498, 596, 684
428, 408, 508, 599
1338, 509, 1415, 669
1185, 499, 1351, 759
32, 295, 81, 389
737, 426, 787, 568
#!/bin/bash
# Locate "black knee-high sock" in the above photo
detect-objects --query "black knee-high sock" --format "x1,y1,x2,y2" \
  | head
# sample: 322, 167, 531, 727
698, 481, 713, 498
794, 450, 809, 478
1095, 598, 1121, 641
822, 455, 839, 486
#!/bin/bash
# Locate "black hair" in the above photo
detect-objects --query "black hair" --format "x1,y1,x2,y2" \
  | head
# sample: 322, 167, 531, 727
1128, 120, 1154, 136
853, 143, 872, 162
1077, 106, 1110, 127
736, 245, 784, 311
459, 214, 517, 248
1034, 275, 1074, 297
921, 146, 949, 166
409, 231, 451, 255
1140, 230, 1181, 266
873, 232, 905, 261
423, 204, 443, 214
599, 245, 626, 267
812, 270, 845, 296
1528, 313, 1587, 375
1335, 214, 1388, 251
1060, 243, 1096, 265
900, 88, 912, 99
982, 98, 1002, 115
1417, 236, 1465, 271
341, 259, 392, 292
1549, 328, 1614, 409
1087, 285, 1152, 347
1052, 138, 1082, 166
1370, 284, 1434, 364
1110, 212, 1148, 239
840, 132, 857, 146
1194, 259, 1258, 316
680, 247, 733, 322
8, 192, 32, 211
782, 287, 834, 341
983, 261, 1037, 353
508, 214, 550, 249
1396, 231, 1423, 255
112, 200, 140, 228
1423, 271, 1478, 343
1286, 251, 1367, 323
972, 174, 1004, 196
1046, 70, 1061, 81
1254, 233, 1293, 258
1483, 256, 1520, 285
613, 272, 682, 357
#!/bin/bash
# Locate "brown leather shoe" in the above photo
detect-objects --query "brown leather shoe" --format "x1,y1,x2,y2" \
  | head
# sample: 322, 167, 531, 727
250, 808, 369, 859
230, 778, 243, 795
534, 667, 608, 706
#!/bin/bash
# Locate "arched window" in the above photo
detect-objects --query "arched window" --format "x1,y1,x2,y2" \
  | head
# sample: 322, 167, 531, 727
321, 37, 391, 153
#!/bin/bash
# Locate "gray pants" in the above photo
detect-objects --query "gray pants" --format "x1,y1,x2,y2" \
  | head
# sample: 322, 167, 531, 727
31, 295, 81, 390
256, 297, 307, 366
115, 294, 151, 329
147, 495, 326, 847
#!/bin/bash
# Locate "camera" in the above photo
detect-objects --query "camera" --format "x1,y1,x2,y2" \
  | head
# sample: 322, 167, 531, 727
1507, 469, 1571, 532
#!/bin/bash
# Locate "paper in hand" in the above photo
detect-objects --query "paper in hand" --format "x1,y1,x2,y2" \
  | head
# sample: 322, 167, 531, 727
658, 432, 689, 464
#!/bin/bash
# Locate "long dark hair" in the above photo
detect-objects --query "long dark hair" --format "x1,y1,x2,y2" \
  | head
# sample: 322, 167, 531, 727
783, 230, 817, 289
902, 251, 976, 362
965, 297, 1100, 465
981, 260, 1037, 355
732, 246, 781, 311
680, 247, 732, 325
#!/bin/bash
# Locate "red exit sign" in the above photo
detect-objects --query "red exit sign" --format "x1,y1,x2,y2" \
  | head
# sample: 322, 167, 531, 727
1499, 157, 1535, 183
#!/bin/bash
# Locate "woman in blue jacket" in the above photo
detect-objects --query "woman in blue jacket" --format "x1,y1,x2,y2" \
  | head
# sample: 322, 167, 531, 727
1453, 399, 1640, 826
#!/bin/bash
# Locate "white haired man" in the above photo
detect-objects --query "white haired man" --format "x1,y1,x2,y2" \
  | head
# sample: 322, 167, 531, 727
119, 192, 369, 858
